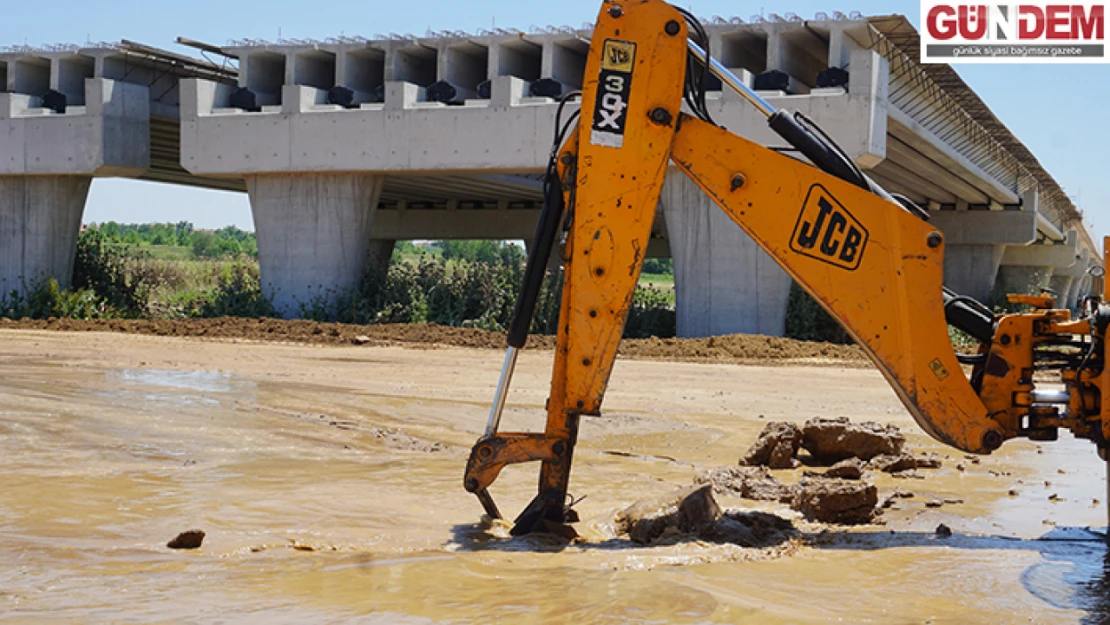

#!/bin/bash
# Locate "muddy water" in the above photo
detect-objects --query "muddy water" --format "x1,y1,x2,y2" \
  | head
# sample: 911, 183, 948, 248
0, 330, 1107, 623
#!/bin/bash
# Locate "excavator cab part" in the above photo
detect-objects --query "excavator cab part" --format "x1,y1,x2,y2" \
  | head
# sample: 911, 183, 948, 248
464, 0, 1110, 534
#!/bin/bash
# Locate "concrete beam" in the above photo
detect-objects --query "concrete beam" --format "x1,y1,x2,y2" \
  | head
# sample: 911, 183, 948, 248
0, 78, 149, 176
888, 109, 1019, 206
371, 206, 540, 240
929, 208, 1037, 247
883, 135, 988, 204
181, 59, 887, 176
1000, 229, 1078, 269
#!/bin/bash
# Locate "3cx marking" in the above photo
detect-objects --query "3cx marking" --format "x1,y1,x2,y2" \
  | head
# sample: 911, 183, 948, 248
789, 184, 869, 270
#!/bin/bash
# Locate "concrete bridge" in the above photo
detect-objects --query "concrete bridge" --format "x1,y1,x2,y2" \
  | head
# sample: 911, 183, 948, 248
0, 13, 1101, 336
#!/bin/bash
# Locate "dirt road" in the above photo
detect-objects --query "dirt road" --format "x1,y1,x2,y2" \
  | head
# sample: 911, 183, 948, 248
0, 328, 1105, 623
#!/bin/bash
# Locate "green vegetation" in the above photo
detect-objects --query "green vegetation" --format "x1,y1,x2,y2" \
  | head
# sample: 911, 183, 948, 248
0, 228, 872, 345
91, 221, 258, 260
0, 233, 675, 339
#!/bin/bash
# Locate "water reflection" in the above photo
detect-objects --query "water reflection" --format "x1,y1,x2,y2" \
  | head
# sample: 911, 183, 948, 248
1078, 549, 1110, 624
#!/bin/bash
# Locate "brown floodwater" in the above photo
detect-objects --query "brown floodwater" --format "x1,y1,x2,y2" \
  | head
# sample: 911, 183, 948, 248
0, 329, 1107, 623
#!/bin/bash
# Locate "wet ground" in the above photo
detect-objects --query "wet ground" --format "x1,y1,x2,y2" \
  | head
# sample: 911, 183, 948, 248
0, 329, 1106, 623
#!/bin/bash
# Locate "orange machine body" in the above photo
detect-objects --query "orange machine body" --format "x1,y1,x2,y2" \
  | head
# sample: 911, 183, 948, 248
463, 0, 1110, 532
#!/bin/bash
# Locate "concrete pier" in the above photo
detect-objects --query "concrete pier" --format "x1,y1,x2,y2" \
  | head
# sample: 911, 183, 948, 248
0, 176, 91, 294
0, 72, 149, 298
246, 173, 383, 316
661, 174, 793, 338
929, 201, 1038, 303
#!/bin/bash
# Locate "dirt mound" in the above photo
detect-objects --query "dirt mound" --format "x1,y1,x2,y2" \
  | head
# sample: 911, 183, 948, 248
0, 317, 868, 365
739, 422, 803, 469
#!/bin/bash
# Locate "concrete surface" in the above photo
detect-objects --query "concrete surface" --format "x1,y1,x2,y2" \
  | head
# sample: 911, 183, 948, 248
246, 173, 384, 316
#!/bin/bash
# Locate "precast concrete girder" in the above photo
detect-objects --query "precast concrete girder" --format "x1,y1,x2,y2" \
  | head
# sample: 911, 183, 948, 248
887, 110, 1020, 207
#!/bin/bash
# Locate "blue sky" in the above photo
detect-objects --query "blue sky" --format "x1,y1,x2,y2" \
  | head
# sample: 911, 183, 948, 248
5, 0, 1108, 237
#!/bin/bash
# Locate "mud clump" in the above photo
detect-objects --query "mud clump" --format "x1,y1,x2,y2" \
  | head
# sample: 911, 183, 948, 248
740, 422, 802, 469
167, 530, 205, 550
866, 453, 942, 474
801, 417, 905, 464
616, 485, 797, 547
695, 466, 794, 502
790, 477, 879, 525
616, 484, 722, 544
806, 457, 865, 480
701, 511, 798, 548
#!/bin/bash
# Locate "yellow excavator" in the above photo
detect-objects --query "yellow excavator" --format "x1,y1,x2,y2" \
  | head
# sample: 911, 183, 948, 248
463, 0, 1110, 535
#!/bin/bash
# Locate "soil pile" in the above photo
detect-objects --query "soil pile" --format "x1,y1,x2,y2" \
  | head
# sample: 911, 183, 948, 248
0, 317, 868, 365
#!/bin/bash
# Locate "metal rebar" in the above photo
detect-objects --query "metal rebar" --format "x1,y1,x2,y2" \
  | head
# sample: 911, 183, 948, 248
686, 40, 776, 119
484, 346, 520, 438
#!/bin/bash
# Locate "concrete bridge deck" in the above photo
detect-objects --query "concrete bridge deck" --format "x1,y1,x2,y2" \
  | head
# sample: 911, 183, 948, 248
0, 12, 1101, 333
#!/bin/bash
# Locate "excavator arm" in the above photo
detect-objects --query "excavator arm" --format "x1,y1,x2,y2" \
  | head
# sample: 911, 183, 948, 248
464, 0, 1110, 535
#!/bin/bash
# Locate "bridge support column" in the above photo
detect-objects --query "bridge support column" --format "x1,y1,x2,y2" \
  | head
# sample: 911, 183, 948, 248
996, 229, 1078, 300
1049, 274, 1075, 305
246, 173, 384, 317
661, 173, 792, 338
942, 245, 1005, 304
366, 239, 396, 279
0, 175, 91, 297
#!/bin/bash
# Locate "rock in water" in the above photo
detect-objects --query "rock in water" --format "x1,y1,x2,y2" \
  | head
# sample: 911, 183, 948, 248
167, 530, 206, 550
615, 484, 722, 544
703, 511, 797, 547
695, 466, 794, 502
740, 421, 802, 469
791, 477, 879, 525
801, 417, 905, 464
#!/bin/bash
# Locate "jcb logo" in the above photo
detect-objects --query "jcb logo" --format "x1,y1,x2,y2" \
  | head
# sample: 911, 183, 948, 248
601, 40, 636, 72
790, 185, 869, 270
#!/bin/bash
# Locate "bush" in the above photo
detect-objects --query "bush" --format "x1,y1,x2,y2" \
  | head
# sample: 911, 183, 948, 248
784, 282, 851, 344
72, 227, 150, 316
